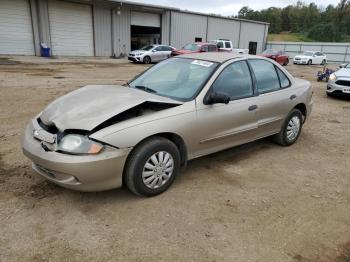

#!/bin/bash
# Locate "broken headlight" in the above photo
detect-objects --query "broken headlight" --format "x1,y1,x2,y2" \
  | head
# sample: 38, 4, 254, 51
58, 134, 103, 155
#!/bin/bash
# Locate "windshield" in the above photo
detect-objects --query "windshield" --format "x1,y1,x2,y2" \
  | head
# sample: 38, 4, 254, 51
262, 49, 278, 55
129, 58, 218, 101
140, 45, 154, 51
183, 43, 200, 51
345, 64, 350, 69
303, 52, 314, 56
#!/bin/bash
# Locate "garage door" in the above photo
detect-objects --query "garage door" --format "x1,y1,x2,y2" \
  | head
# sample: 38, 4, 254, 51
131, 11, 161, 28
48, 0, 94, 56
0, 0, 35, 55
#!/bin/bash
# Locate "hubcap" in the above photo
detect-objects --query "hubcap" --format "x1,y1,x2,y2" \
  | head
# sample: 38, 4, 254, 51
286, 116, 301, 141
142, 151, 174, 189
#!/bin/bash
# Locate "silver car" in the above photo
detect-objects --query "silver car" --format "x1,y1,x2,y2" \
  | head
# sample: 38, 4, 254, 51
327, 63, 350, 97
22, 53, 313, 196
128, 44, 174, 64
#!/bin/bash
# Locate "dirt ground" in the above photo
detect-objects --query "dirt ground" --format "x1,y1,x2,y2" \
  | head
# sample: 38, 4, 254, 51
0, 55, 349, 262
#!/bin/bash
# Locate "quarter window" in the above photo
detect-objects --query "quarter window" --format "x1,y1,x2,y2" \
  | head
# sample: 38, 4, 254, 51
211, 61, 253, 100
249, 59, 280, 93
276, 67, 291, 88
224, 42, 232, 48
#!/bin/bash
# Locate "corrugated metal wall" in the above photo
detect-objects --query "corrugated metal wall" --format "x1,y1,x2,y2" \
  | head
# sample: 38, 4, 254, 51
112, 5, 131, 57
267, 42, 350, 62
239, 22, 267, 53
170, 12, 207, 49
207, 17, 240, 48
161, 10, 170, 45
5, 0, 267, 57
94, 5, 112, 56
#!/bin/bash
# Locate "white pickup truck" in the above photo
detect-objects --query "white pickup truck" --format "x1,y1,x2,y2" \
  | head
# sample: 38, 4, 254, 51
210, 39, 249, 54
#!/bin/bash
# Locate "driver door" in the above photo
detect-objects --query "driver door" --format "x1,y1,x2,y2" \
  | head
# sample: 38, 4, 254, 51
193, 60, 259, 157
151, 46, 163, 62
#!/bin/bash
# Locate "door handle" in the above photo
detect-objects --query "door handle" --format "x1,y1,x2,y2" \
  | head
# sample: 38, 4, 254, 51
248, 105, 258, 111
290, 94, 297, 100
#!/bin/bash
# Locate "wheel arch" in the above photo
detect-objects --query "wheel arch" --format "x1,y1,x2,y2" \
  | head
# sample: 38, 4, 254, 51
122, 132, 188, 185
294, 103, 307, 123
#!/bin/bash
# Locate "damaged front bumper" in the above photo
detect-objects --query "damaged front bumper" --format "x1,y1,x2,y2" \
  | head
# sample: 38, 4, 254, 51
21, 120, 132, 192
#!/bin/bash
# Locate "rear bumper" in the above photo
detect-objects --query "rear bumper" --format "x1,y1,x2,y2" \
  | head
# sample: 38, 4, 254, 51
22, 121, 131, 192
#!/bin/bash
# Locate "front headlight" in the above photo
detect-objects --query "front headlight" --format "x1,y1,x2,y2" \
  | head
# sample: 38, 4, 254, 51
58, 134, 103, 155
329, 73, 337, 81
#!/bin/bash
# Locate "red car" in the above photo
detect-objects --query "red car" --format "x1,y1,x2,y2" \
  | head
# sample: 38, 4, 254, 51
261, 49, 289, 66
171, 42, 218, 56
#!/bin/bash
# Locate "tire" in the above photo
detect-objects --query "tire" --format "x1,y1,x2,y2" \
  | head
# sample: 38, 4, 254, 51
143, 56, 151, 64
124, 137, 181, 197
283, 59, 289, 66
307, 60, 312, 65
321, 59, 326, 65
273, 109, 303, 146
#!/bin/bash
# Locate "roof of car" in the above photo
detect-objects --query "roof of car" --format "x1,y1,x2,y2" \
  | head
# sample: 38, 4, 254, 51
176, 52, 259, 63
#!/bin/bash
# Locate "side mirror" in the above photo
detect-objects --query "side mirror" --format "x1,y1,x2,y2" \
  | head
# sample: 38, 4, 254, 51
313, 54, 316, 57
152, 49, 157, 52
204, 91, 230, 105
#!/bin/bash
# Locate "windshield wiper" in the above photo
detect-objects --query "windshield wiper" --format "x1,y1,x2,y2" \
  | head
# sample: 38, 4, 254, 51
134, 85, 157, 94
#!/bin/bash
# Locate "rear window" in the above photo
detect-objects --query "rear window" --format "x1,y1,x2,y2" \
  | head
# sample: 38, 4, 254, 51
224, 42, 231, 48
208, 45, 217, 52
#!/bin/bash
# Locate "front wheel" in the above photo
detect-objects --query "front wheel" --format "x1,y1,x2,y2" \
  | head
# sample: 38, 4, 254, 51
307, 60, 312, 65
283, 59, 289, 66
124, 137, 181, 197
143, 56, 151, 64
273, 109, 303, 146
321, 59, 326, 65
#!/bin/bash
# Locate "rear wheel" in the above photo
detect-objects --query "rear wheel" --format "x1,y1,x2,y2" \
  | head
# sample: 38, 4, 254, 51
124, 137, 180, 197
273, 109, 303, 146
143, 56, 151, 64
283, 59, 289, 66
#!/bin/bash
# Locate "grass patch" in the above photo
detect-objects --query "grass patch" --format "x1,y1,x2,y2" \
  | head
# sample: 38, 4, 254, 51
268, 32, 350, 43
268, 33, 313, 42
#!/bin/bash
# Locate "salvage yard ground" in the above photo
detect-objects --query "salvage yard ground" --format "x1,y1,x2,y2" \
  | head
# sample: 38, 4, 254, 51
0, 56, 349, 262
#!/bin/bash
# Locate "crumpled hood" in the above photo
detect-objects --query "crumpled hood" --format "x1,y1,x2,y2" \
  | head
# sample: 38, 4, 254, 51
335, 68, 350, 78
40, 85, 181, 132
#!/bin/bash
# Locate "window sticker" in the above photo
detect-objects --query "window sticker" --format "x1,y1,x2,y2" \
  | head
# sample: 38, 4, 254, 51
191, 60, 214, 67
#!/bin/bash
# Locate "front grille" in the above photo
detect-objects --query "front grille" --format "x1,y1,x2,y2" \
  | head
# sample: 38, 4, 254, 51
295, 58, 300, 60
37, 118, 58, 134
335, 80, 350, 87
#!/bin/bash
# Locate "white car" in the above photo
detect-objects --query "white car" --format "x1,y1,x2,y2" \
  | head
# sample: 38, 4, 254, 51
210, 39, 249, 54
128, 45, 175, 64
293, 51, 327, 65
327, 63, 350, 97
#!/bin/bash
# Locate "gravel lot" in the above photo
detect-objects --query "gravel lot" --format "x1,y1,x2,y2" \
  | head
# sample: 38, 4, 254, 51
0, 56, 349, 262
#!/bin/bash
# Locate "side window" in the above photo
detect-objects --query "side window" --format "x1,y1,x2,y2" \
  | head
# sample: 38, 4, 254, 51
154, 46, 162, 51
211, 61, 253, 100
276, 67, 291, 88
201, 45, 209, 52
249, 59, 280, 93
224, 42, 231, 48
208, 45, 217, 52
217, 41, 224, 48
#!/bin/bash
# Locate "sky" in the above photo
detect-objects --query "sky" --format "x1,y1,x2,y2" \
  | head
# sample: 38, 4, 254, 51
126, 0, 340, 16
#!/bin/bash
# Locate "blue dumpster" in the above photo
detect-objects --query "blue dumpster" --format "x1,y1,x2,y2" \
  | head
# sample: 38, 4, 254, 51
40, 43, 51, 57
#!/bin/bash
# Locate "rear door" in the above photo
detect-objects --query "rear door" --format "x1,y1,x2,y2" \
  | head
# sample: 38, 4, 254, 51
248, 59, 295, 138
194, 60, 259, 156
